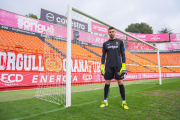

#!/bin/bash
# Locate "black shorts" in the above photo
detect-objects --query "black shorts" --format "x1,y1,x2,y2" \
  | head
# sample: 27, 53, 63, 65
104, 65, 125, 80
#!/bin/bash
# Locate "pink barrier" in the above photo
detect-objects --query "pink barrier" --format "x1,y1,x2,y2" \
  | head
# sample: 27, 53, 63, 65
1, 72, 180, 88
79, 31, 109, 45
92, 22, 126, 39
0, 72, 93, 88
124, 73, 180, 80
0, 9, 73, 39
125, 73, 164, 80
170, 33, 180, 42
155, 42, 180, 50
127, 32, 169, 41
165, 73, 180, 78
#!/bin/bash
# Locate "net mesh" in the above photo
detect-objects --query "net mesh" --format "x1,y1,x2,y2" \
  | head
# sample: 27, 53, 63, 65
34, 13, 68, 105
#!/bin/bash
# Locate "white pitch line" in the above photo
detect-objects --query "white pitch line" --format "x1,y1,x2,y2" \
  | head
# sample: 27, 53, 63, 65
12, 107, 67, 120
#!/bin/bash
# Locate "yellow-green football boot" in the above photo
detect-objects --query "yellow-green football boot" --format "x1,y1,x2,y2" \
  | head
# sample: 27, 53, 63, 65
122, 102, 129, 110
100, 101, 108, 108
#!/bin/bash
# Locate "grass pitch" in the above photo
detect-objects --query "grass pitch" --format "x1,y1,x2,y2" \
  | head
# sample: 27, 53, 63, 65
0, 77, 180, 120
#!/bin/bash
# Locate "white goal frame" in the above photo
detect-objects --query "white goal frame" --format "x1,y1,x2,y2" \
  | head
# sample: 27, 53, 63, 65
66, 4, 162, 107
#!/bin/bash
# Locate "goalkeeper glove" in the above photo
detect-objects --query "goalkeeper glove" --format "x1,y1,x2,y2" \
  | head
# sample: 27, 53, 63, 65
101, 64, 105, 75
119, 63, 127, 75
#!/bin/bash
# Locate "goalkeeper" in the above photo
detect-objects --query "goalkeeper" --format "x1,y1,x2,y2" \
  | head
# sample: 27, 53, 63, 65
100, 27, 128, 110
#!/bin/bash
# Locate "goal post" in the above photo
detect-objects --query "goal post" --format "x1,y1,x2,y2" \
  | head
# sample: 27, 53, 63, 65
66, 4, 162, 107
66, 4, 72, 107
157, 49, 162, 85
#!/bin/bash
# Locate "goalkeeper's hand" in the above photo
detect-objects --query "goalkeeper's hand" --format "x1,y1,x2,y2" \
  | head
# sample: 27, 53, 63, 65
101, 64, 105, 75
119, 63, 127, 74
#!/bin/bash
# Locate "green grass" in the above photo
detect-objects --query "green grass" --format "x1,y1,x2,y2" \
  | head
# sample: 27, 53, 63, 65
0, 77, 180, 120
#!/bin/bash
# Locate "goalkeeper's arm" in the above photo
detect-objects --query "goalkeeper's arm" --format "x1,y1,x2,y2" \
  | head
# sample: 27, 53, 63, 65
101, 43, 106, 75
120, 41, 125, 64
119, 42, 126, 74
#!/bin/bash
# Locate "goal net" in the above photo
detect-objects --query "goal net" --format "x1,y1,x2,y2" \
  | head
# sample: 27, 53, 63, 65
34, 14, 68, 105
34, 5, 161, 106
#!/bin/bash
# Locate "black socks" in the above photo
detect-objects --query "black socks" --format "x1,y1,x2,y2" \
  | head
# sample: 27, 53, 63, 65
104, 84, 125, 102
119, 84, 125, 101
104, 84, 110, 101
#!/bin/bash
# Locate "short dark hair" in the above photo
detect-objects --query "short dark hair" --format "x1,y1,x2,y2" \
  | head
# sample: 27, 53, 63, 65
108, 27, 115, 31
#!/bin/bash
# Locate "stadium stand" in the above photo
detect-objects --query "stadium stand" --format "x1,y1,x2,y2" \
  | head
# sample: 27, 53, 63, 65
45, 39, 101, 61
134, 52, 180, 72
85, 46, 102, 55
0, 28, 179, 73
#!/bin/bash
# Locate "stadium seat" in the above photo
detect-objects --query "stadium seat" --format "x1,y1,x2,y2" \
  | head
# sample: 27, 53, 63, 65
46, 39, 101, 61
0, 30, 61, 56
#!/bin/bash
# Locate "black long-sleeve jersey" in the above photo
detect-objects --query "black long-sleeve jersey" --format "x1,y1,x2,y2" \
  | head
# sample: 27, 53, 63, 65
101, 38, 125, 67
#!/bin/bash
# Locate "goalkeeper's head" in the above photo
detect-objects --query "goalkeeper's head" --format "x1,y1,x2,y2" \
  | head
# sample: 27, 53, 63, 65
108, 27, 115, 40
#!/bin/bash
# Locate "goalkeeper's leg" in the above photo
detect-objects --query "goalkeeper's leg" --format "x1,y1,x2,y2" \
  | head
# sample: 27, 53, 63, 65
115, 66, 129, 109
117, 79, 129, 110
100, 80, 111, 108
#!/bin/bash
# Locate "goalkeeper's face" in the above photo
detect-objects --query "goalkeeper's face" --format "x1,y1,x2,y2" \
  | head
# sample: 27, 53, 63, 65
108, 29, 115, 39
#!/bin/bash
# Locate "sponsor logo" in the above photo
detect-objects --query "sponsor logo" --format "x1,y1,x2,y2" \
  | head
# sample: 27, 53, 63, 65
125, 75, 137, 79
121, 75, 124, 79
45, 56, 62, 72
116, 33, 125, 38
0, 52, 44, 71
1, 74, 23, 83
87, 36, 94, 42
83, 74, 92, 81
167, 73, 179, 77
151, 37, 160, 40
116, 42, 118, 45
93, 25, 107, 33
137, 35, 146, 38
17, 19, 54, 34
142, 74, 155, 78
1, 25, 8, 29
107, 45, 118, 49
41, 9, 87, 31
153, 73, 159, 77
46, 13, 54, 21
